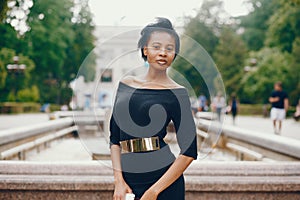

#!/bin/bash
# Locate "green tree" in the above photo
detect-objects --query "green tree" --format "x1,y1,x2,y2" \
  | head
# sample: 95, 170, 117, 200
213, 27, 247, 96
0, 60, 7, 89
64, 0, 96, 82
25, 0, 75, 103
22, 0, 96, 104
238, 0, 279, 51
266, 0, 300, 53
0, 0, 9, 22
17, 85, 39, 102
172, 0, 227, 98
239, 48, 294, 104
289, 37, 300, 105
0, 23, 19, 49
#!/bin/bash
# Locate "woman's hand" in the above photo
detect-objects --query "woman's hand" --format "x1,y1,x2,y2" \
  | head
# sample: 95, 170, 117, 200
113, 179, 133, 200
140, 188, 159, 200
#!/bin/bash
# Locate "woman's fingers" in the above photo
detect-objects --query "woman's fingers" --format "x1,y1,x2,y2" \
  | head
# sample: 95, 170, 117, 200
113, 194, 125, 200
126, 187, 133, 193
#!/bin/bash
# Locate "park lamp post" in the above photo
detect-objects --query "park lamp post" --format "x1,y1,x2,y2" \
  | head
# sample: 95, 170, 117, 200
6, 56, 26, 73
6, 56, 26, 101
244, 58, 257, 72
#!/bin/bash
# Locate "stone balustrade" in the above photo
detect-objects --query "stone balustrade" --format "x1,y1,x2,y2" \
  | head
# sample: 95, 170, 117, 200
197, 118, 300, 161
0, 161, 299, 199
0, 118, 77, 160
0, 117, 74, 146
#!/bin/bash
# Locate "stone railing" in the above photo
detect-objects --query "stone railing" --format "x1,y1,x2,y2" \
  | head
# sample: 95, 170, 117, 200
0, 111, 108, 160
197, 118, 300, 161
0, 161, 299, 200
0, 118, 76, 160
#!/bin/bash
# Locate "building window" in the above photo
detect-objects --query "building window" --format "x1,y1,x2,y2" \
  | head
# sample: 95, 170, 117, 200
100, 69, 112, 82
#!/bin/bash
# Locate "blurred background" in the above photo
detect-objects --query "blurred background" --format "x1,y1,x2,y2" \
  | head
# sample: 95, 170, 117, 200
0, 0, 299, 115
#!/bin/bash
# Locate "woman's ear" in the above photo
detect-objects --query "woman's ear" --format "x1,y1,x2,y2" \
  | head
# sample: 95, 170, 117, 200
143, 46, 148, 56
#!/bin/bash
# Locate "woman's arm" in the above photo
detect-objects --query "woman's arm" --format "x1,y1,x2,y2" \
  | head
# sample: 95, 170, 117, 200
140, 155, 194, 200
111, 144, 133, 200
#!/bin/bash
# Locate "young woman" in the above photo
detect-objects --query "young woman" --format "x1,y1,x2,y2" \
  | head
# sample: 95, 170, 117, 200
109, 17, 197, 200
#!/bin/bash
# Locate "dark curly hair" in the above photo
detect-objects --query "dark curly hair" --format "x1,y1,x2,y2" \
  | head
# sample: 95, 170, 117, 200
138, 17, 180, 61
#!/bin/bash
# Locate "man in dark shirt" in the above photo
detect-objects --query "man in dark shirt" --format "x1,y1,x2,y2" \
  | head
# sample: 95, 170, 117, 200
269, 82, 289, 135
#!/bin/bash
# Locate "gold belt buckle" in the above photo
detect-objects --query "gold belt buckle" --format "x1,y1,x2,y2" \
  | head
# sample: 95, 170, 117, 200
120, 136, 160, 154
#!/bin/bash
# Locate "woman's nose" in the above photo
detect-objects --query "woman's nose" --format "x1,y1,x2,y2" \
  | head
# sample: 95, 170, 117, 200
159, 48, 167, 56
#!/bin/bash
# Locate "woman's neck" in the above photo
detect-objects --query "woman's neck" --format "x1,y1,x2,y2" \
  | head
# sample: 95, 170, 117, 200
144, 67, 169, 82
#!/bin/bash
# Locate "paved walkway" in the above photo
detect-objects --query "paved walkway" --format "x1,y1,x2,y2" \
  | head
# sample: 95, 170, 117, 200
0, 113, 49, 130
26, 138, 92, 161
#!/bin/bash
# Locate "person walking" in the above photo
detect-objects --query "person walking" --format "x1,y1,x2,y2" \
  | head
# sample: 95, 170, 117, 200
269, 81, 289, 135
211, 92, 226, 122
198, 93, 208, 112
293, 99, 300, 121
109, 17, 197, 200
228, 93, 239, 125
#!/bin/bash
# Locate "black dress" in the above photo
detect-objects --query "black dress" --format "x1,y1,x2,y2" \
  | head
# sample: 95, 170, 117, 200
109, 82, 197, 199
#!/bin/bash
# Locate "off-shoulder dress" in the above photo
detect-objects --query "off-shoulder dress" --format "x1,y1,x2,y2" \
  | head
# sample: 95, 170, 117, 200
109, 82, 197, 199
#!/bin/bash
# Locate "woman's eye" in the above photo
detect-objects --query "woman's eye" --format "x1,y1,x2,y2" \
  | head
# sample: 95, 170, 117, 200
166, 47, 174, 52
153, 46, 160, 49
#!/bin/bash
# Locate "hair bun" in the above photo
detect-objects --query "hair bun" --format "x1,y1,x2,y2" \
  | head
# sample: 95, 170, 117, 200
141, 17, 174, 36
152, 17, 173, 30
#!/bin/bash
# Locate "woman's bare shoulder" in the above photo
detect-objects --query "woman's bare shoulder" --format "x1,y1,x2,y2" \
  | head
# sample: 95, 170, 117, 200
120, 76, 135, 85
120, 75, 147, 87
169, 79, 185, 89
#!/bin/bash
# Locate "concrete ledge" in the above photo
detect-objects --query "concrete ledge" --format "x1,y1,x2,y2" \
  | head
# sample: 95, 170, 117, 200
0, 161, 300, 199
0, 118, 74, 146
197, 119, 300, 160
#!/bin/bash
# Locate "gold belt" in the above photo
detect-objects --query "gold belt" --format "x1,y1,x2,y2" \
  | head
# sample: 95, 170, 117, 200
120, 136, 160, 154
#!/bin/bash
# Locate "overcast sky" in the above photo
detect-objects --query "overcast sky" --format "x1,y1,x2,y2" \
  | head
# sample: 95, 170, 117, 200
88, 0, 250, 26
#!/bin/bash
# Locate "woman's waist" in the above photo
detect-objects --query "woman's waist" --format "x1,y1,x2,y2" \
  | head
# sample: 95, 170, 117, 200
119, 136, 167, 154
120, 144, 176, 174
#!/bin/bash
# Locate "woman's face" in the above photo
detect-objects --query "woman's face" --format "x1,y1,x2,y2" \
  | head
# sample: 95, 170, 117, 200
143, 31, 176, 70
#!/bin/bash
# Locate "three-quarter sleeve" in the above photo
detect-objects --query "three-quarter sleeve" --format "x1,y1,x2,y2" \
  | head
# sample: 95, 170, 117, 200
170, 92, 198, 160
109, 114, 121, 147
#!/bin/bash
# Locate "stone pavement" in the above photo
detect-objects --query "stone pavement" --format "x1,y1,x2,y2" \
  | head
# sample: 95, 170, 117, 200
26, 137, 93, 161
0, 113, 49, 130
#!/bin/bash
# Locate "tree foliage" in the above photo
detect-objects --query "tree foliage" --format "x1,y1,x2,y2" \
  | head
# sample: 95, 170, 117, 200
239, 48, 294, 104
24, 0, 75, 103
65, 0, 96, 82
238, 0, 279, 51
0, 0, 9, 22
213, 27, 247, 96
1, 0, 299, 107
172, 0, 226, 98
17, 85, 39, 102
237, 0, 300, 105
0, 0, 96, 104
266, 0, 300, 53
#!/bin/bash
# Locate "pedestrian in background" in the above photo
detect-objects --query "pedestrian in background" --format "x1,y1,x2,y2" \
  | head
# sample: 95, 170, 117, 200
198, 93, 208, 112
269, 81, 289, 135
211, 92, 226, 122
293, 99, 300, 121
227, 93, 239, 125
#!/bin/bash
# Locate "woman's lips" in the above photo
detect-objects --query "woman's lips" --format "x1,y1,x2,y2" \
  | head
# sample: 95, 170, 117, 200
157, 59, 167, 65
